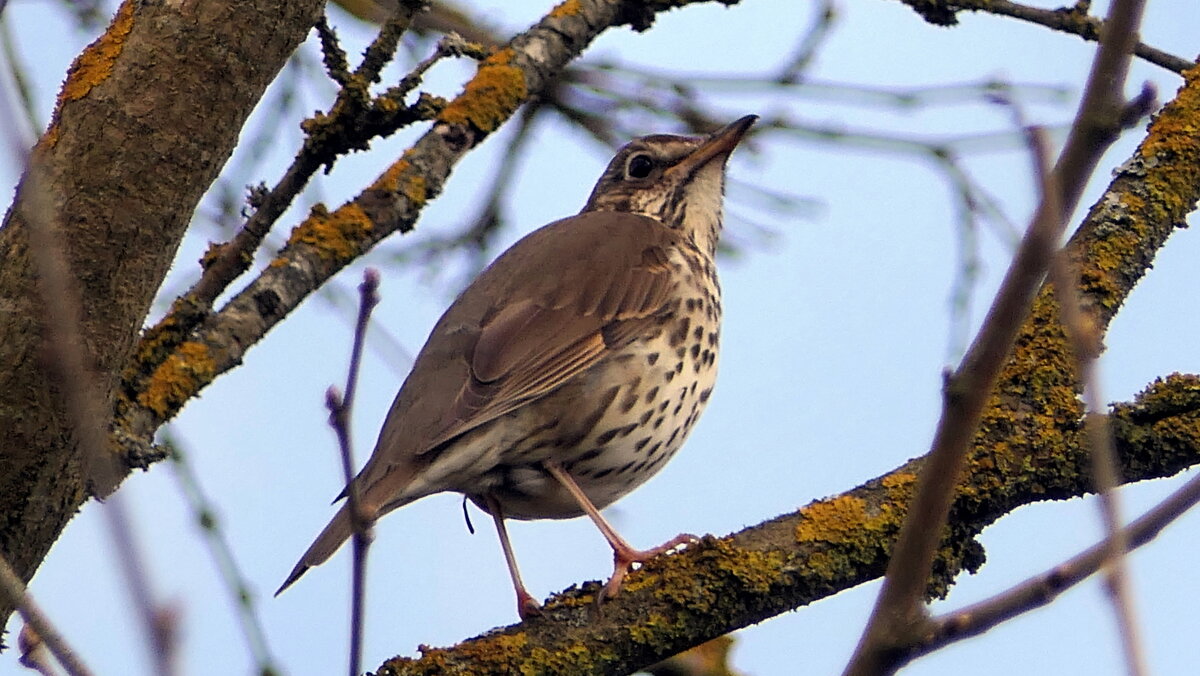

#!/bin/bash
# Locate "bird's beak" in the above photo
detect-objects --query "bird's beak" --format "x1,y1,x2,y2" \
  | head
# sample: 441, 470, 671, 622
666, 115, 757, 178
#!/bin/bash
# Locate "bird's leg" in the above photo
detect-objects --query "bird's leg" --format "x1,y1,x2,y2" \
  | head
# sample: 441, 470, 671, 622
543, 461, 697, 605
484, 494, 542, 619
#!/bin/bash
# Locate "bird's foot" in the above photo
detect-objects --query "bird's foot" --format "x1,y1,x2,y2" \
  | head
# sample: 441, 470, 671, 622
516, 590, 543, 620
598, 532, 699, 605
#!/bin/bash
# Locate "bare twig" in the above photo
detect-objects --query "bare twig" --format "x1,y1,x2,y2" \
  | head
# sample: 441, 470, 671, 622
163, 2, 431, 343
843, 0, 1151, 673
314, 15, 352, 88
923, 469, 1200, 657
0, 14, 38, 140
897, 0, 1192, 73
326, 268, 382, 676
0, 555, 93, 676
165, 434, 281, 676
778, 0, 837, 83
1036, 81, 1151, 673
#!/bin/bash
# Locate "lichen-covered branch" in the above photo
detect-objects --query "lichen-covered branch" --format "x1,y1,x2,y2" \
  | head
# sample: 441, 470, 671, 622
371, 62, 1200, 676
114, 0, 745, 453
374, 374, 1200, 676
0, 0, 325, 630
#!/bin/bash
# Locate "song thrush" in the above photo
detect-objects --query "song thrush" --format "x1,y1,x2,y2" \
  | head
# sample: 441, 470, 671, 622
277, 115, 757, 617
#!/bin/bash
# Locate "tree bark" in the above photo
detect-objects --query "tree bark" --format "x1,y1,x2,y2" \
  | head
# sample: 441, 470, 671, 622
0, 0, 324, 629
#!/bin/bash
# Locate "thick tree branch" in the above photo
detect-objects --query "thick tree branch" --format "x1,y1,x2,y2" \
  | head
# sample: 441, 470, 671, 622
374, 374, 1200, 676
0, 0, 326, 631
372, 61, 1200, 676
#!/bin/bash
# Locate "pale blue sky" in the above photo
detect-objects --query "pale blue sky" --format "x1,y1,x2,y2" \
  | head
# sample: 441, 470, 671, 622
5, 1, 1199, 675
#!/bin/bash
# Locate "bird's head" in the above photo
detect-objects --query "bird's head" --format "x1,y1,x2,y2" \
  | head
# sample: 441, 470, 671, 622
582, 115, 757, 256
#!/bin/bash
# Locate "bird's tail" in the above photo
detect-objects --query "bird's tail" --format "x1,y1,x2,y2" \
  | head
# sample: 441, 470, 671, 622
275, 504, 354, 596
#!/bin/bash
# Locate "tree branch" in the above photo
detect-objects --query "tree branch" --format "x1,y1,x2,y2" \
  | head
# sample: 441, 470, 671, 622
373, 373, 1200, 676
113, 0, 746, 457
0, 0, 326, 631
892, 0, 1194, 73
371, 57, 1200, 676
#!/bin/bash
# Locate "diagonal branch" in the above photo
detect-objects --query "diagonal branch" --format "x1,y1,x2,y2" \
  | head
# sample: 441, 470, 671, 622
844, 0, 1151, 671
113, 0, 747, 458
375, 373, 1200, 676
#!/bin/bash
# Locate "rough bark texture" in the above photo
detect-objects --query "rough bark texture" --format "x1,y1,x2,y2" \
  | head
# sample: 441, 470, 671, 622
0, 0, 324, 630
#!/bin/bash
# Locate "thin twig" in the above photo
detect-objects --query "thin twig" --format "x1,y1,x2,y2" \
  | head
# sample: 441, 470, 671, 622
162, 2, 430, 340
899, 0, 1192, 73
777, 0, 837, 83
1039, 136, 1148, 676
165, 434, 281, 676
0, 553, 93, 676
356, 1, 434, 85
842, 0, 1151, 672
326, 268, 382, 676
919, 468, 1200, 657
314, 15, 352, 88
0, 13, 39, 139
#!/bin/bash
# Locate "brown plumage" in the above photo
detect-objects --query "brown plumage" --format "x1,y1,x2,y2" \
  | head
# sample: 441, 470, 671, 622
278, 116, 756, 616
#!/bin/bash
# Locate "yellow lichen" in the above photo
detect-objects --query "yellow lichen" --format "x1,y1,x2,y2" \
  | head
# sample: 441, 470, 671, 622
137, 341, 216, 419
438, 49, 528, 132
386, 633, 535, 675
371, 159, 428, 207
794, 495, 871, 544
121, 296, 209, 397
523, 643, 601, 675
1134, 64, 1200, 233
286, 203, 373, 261
626, 612, 673, 645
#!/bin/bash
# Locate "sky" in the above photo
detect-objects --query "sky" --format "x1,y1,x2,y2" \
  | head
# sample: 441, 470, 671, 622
3, 1, 1200, 675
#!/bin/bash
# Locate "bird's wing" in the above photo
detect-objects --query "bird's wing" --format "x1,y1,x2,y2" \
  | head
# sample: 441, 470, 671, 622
427, 211, 679, 451
354, 211, 681, 503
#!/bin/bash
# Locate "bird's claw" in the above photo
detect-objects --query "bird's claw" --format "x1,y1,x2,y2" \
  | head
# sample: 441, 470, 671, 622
516, 592, 543, 620
598, 532, 700, 605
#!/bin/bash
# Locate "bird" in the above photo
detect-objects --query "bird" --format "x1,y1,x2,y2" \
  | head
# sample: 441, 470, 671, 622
277, 115, 757, 618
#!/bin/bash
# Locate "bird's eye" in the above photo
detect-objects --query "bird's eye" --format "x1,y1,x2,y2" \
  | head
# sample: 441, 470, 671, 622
625, 154, 654, 179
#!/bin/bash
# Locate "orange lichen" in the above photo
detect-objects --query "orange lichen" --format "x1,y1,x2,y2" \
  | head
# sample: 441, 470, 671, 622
286, 203, 374, 262
548, 0, 583, 19
39, 0, 134, 151
438, 49, 528, 132
137, 341, 216, 419
59, 0, 134, 104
